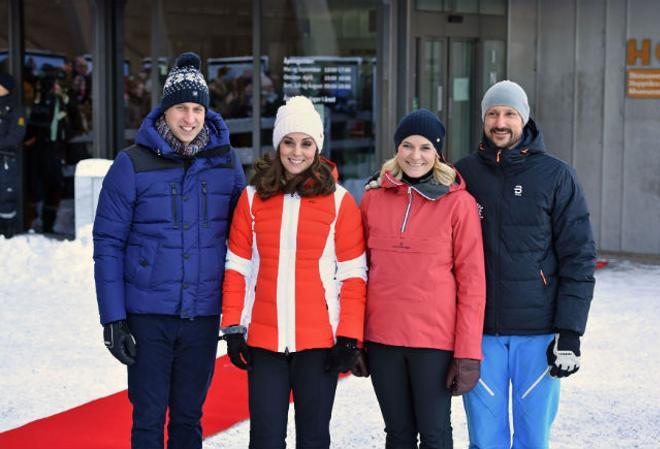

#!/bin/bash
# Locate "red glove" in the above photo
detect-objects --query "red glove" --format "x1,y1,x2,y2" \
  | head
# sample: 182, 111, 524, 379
445, 358, 480, 395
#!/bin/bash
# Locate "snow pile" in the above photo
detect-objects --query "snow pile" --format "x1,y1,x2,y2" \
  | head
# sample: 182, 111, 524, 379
1, 232, 659, 448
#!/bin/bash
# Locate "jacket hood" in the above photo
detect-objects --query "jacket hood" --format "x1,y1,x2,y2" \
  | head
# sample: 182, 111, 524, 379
381, 168, 466, 201
135, 106, 230, 157
478, 117, 546, 167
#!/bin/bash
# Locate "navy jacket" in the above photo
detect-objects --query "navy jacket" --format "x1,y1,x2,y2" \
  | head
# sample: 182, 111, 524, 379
0, 94, 25, 217
93, 107, 245, 325
455, 119, 596, 336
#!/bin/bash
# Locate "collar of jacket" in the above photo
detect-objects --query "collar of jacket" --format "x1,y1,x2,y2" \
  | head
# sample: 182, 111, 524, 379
478, 118, 546, 168
0, 94, 13, 115
134, 106, 231, 159
381, 169, 465, 201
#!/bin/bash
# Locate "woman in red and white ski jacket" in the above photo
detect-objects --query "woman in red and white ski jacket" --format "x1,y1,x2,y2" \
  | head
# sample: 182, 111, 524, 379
220, 96, 366, 449
221, 180, 367, 352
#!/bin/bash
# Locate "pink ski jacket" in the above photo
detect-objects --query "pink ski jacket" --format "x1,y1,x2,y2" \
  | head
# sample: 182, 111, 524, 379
360, 170, 486, 359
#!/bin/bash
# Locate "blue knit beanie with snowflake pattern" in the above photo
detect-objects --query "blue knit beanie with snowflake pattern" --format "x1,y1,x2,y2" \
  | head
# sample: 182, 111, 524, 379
161, 52, 209, 111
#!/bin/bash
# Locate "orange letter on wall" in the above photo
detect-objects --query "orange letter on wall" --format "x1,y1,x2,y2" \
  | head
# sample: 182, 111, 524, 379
627, 39, 650, 66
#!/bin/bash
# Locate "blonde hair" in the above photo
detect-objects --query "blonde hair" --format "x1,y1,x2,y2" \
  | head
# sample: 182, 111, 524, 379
379, 155, 456, 187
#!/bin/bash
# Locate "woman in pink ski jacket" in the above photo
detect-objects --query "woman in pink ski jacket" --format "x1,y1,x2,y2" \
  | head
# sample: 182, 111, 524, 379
357, 109, 486, 449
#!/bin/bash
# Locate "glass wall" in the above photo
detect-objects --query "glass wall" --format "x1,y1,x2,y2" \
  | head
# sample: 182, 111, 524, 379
261, 0, 378, 189
416, 0, 506, 15
122, 0, 253, 152
20, 0, 93, 237
123, 1, 152, 138
0, 1, 8, 71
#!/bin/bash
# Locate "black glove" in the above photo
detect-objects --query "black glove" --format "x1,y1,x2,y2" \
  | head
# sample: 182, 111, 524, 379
224, 333, 251, 371
325, 336, 359, 374
103, 320, 137, 365
351, 349, 370, 377
547, 330, 581, 378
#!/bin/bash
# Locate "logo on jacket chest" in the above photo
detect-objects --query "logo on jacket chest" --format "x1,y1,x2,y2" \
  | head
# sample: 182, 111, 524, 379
513, 185, 523, 197
476, 202, 484, 220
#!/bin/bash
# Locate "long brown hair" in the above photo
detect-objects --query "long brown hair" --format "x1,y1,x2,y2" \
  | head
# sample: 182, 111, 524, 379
250, 150, 336, 200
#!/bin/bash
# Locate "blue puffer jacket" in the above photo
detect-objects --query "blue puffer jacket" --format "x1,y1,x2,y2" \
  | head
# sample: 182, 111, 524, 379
455, 119, 596, 336
93, 107, 245, 324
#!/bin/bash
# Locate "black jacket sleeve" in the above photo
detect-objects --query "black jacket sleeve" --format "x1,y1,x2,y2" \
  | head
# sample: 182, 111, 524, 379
551, 165, 597, 335
0, 106, 26, 154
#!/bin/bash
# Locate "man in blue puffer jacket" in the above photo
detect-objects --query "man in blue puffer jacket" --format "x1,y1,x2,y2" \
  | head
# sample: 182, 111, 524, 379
93, 52, 245, 449
456, 81, 596, 449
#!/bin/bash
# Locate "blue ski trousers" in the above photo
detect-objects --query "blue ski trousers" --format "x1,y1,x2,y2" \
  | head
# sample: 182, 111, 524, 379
463, 334, 560, 449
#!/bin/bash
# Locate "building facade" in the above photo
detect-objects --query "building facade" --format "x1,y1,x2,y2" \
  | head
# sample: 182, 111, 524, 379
1, 0, 659, 255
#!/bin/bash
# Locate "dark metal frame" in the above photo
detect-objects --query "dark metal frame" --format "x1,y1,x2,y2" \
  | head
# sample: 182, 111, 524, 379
7, 0, 25, 231
92, 0, 126, 158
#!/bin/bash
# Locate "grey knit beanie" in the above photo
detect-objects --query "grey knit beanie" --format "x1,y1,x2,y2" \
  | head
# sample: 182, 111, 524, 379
481, 80, 529, 125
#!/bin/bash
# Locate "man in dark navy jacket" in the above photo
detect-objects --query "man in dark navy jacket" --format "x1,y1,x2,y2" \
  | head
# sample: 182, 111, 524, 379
455, 80, 596, 449
0, 73, 26, 238
93, 52, 245, 449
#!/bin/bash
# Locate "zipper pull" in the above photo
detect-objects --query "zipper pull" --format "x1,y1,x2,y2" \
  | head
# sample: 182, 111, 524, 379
496, 150, 502, 163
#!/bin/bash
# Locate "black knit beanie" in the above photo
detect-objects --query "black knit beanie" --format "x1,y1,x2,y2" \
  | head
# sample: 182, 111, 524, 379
394, 108, 446, 152
0, 73, 15, 92
160, 52, 209, 111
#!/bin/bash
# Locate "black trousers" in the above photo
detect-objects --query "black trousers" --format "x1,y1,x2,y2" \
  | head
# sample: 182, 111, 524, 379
248, 347, 339, 449
126, 314, 220, 449
367, 342, 453, 449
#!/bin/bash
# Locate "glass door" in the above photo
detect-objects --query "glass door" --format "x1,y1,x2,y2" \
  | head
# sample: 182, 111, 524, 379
447, 39, 475, 162
415, 37, 475, 162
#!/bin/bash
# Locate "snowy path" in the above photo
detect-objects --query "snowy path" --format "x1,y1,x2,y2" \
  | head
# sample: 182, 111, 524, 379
1, 230, 659, 448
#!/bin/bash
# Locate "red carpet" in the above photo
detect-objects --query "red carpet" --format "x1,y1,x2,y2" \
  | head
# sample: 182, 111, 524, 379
0, 356, 248, 449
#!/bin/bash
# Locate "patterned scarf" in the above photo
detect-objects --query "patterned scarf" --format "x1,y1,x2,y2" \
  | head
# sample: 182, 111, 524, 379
155, 115, 210, 157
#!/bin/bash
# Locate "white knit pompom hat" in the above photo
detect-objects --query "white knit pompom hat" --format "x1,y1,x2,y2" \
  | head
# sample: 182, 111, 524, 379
272, 96, 324, 152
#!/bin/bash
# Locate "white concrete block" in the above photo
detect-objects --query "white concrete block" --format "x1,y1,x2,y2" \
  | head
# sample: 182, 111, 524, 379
74, 159, 113, 239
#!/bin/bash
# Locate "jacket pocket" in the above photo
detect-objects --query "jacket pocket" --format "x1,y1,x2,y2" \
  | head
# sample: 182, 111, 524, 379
201, 180, 209, 228
133, 241, 160, 289
169, 183, 179, 229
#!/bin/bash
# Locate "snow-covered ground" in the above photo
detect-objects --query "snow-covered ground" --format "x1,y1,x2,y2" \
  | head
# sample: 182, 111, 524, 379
1, 229, 659, 448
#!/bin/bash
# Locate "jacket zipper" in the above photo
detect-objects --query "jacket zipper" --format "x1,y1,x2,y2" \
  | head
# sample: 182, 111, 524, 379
400, 186, 413, 233
495, 167, 505, 334
539, 269, 548, 286
280, 193, 299, 354
170, 183, 179, 229
201, 181, 208, 228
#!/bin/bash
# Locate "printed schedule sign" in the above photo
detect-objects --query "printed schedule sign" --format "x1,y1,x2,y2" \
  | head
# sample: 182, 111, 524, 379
627, 69, 660, 98
282, 56, 361, 105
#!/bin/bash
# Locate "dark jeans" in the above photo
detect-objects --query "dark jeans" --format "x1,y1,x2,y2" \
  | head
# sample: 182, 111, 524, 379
248, 347, 339, 449
126, 314, 220, 449
367, 342, 454, 449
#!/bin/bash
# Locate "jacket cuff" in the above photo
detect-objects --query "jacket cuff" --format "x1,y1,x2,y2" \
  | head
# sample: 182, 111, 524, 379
220, 325, 247, 336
